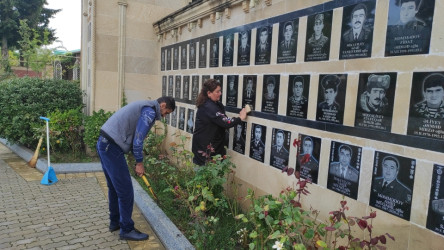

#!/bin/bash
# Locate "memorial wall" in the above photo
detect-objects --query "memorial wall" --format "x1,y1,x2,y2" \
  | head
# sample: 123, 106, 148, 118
156, 0, 444, 247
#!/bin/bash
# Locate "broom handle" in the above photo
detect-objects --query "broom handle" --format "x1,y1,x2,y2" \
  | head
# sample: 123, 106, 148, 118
40, 117, 51, 167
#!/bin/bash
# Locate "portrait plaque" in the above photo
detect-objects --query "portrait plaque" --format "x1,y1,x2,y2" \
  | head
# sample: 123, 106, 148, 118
173, 46, 179, 70
385, 0, 435, 57
277, 19, 299, 64
327, 141, 362, 200
226, 75, 239, 107
199, 39, 207, 68
242, 75, 257, 110
161, 48, 165, 71
222, 33, 234, 67
162, 76, 167, 97
261, 75, 280, 114
232, 121, 247, 155
339, 1, 376, 60
175, 75, 181, 100
189, 42, 196, 69
170, 109, 177, 128
270, 128, 291, 170
202, 75, 210, 84
426, 164, 444, 236
237, 30, 251, 66
304, 10, 332, 62
407, 72, 444, 140
181, 44, 187, 70
167, 75, 174, 97
166, 47, 172, 71
250, 123, 266, 163
255, 25, 273, 65
165, 113, 170, 125
191, 75, 199, 103
316, 74, 347, 124
355, 72, 397, 132
209, 37, 219, 68
287, 75, 310, 119
214, 75, 223, 91
183, 76, 190, 101
296, 134, 321, 184
370, 152, 415, 220
186, 108, 195, 134
178, 107, 186, 130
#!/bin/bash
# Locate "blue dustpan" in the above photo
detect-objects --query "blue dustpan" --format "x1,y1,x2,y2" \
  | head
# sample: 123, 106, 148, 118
40, 117, 58, 185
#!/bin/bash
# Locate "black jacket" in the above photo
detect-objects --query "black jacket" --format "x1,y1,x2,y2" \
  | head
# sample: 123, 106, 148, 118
192, 99, 241, 165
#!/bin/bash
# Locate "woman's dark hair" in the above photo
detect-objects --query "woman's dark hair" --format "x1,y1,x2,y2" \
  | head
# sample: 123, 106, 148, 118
157, 96, 176, 111
196, 79, 221, 107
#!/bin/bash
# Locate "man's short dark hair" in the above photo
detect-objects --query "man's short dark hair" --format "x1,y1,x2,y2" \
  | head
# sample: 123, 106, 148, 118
283, 21, 294, 32
293, 76, 305, 87
321, 75, 341, 92
260, 27, 268, 35
276, 130, 284, 137
157, 96, 176, 111
338, 144, 352, 158
423, 73, 444, 92
382, 155, 400, 171
398, 0, 421, 9
351, 3, 368, 18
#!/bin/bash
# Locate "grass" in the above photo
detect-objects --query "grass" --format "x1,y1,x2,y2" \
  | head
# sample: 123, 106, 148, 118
47, 151, 100, 163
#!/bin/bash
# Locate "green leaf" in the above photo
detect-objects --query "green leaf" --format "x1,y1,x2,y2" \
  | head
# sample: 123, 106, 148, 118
249, 231, 258, 239
304, 228, 314, 239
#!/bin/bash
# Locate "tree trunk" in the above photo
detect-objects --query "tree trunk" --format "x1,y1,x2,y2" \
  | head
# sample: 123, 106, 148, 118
1, 36, 8, 60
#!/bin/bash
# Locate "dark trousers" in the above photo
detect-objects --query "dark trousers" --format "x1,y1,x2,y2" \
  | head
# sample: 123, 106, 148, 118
96, 136, 134, 234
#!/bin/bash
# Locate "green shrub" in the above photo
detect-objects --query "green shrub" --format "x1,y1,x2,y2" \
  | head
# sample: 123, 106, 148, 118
84, 109, 114, 151
0, 77, 83, 147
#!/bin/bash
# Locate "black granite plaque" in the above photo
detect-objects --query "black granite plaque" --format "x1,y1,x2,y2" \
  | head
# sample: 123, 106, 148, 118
237, 30, 251, 66
270, 128, 291, 170
166, 48, 172, 71
165, 113, 170, 125
370, 152, 415, 220
226, 75, 239, 107
222, 34, 234, 67
214, 75, 223, 92
161, 48, 165, 71
171, 109, 177, 127
426, 164, 444, 236
327, 141, 362, 200
242, 75, 257, 110
261, 75, 280, 114
181, 45, 187, 69
339, 1, 375, 60
287, 75, 310, 119
296, 134, 321, 184
385, 0, 435, 57
178, 107, 185, 130
175, 75, 181, 100
199, 39, 207, 68
167, 75, 174, 97
189, 42, 196, 69
162, 76, 167, 97
191, 75, 199, 104
202, 75, 210, 84
250, 123, 266, 163
407, 72, 444, 140
277, 19, 299, 64
255, 25, 273, 65
186, 108, 194, 134
232, 121, 246, 154
316, 74, 347, 124
183, 76, 190, 101
355, 72, 397, 132
305, 10, 332, 62
173, 46, 179, 70
209, 37, 219, 68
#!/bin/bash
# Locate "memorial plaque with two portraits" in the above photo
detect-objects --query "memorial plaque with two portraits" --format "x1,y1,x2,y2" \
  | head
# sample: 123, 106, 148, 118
226, 75, 239, 107
255, 25, 273, 65
162, 76, 167, 97
355, 72, 397, 132
183, 76, 190, 102
232, 121, 247, 155
186, 108, 195, 134
237, 30, 251, 66
209, 37, 219, 68
167, 76, 174, 97
181, 45, 187, 70
287, 75, 310, 119
277, 19, 299, 64
262, 75, 280, 114
250, 123, 266, 163
178, 107, 186, 131
175, 76, 181, 100
370, 152, 415, 220
191, 75, 199, 103
199, 39, 207, 68
316, 74, 347, 124
305, 10, 332, 62
242, 75, 257, 110
161, 48, 165, 71
426, 164, 444, 236
189, 42, 197, 69
407, 72, 444, 140
339, 1, 376, 60
385, 0, 435, 57
173, 46, 179, 70
222, 34, 234, 67
270, 128, 291, 170
296, 134, 321, 184
166, 48, 172, 71
327, 141, 362, 200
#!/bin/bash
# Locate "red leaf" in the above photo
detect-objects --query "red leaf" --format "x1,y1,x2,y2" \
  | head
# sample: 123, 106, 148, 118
301, 154, 310, 164
357, 219, 368, 230
287, 167, 295, 176
370, 237, 379, 245
299, 180, 307, 189
379, 235, 387, 244
338, 246, 346, 250
370, 211, 377, 218
294, 201, 301, 208
282, 166, 288, 173
340, 200, 347, 207
294, 171, 301, 179
386, 233, 395, 241
360, 240, 369, 248
293, 139, 301, 147
325, 226, 336, 231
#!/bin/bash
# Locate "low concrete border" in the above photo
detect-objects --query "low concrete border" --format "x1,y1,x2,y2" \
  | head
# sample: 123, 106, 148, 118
0, 138, 194, 250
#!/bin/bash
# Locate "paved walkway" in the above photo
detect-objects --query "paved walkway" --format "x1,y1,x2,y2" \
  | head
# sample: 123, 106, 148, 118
0, 143, 165, 250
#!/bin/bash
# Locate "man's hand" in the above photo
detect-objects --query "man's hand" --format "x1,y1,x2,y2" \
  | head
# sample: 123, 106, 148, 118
239, 108, 247, 121
134, 162, 145, 177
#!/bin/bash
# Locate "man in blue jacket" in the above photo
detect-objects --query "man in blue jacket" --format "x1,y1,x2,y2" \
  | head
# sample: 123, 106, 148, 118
97, 96, 175, 241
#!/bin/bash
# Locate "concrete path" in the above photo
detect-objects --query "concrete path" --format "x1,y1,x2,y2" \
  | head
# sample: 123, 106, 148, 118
0, 143, 165, 250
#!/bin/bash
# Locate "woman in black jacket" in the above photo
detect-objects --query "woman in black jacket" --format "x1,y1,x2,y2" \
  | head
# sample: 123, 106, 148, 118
192, 79, 247, 165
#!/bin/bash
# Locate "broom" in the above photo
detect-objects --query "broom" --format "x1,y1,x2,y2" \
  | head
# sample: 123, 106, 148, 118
28, 137, 43, 168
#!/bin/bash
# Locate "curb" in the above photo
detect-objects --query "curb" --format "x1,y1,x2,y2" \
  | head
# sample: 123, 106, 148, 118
0, 138, 195, 250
